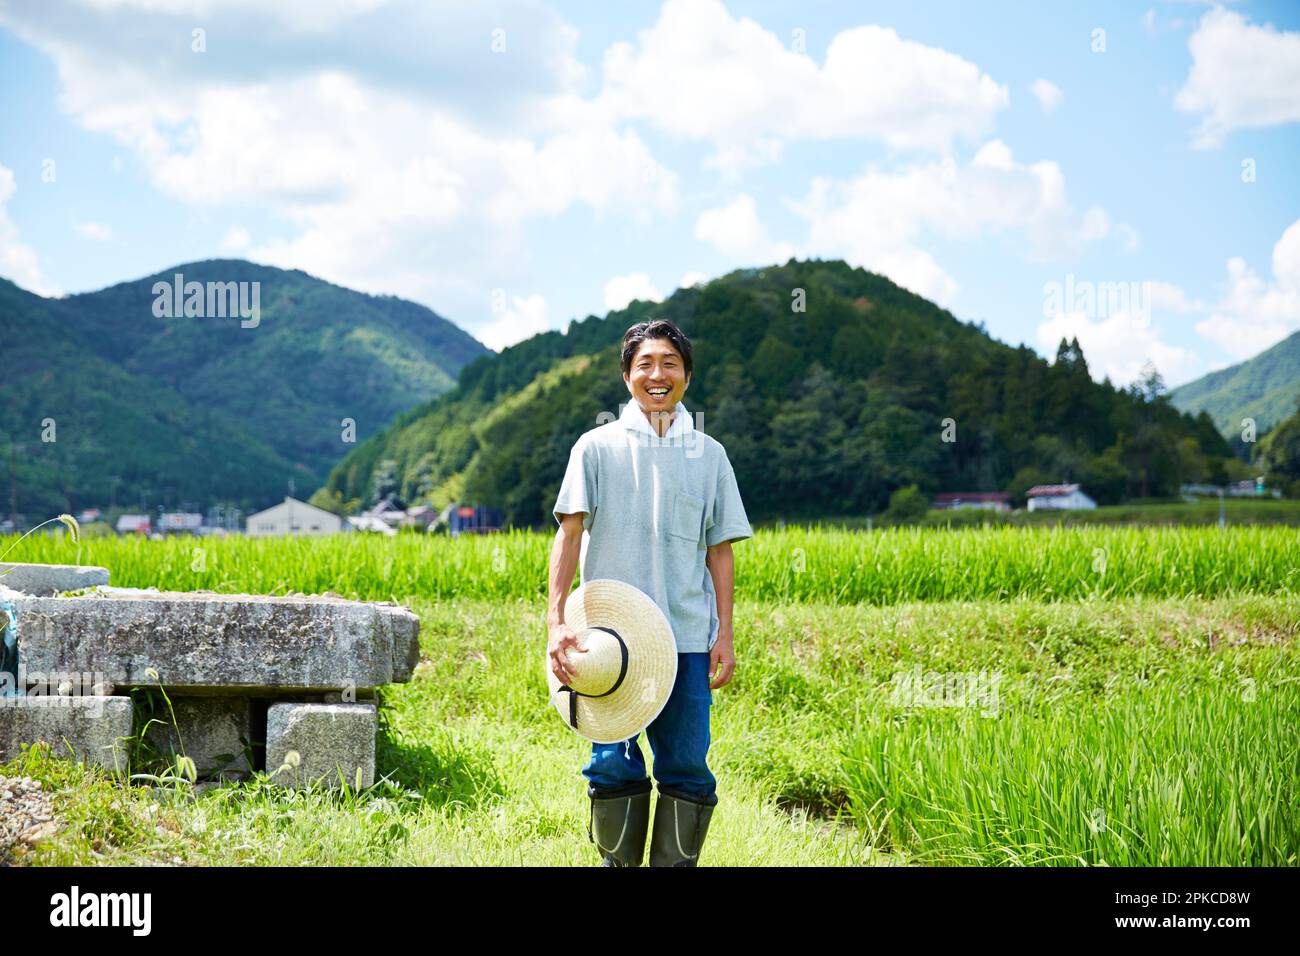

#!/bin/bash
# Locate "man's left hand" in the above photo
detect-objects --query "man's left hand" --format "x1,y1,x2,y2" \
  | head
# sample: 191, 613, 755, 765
709, 632, 736, 689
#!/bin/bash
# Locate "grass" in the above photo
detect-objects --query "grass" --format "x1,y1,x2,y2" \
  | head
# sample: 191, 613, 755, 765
4, 523, 1299, 604
4, 588, 1296, 866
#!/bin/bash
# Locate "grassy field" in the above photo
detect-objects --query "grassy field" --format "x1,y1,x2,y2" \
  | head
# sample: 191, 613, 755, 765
2, 528, 1297, 866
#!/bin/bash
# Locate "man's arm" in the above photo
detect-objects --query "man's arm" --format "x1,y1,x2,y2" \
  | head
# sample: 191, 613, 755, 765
705, 539, 736, 689
547, 511, 585, 682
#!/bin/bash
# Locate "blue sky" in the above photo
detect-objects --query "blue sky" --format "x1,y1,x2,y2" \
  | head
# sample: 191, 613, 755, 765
1, 0, 1298, 388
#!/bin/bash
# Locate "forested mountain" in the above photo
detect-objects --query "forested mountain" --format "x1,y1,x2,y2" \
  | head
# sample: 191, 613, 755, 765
1168, 329, 1300, 439
0, 260, 488, 517
314, 259, 1238, 527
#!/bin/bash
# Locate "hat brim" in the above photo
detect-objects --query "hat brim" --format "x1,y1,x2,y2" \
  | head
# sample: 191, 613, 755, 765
547, 579, 678, 744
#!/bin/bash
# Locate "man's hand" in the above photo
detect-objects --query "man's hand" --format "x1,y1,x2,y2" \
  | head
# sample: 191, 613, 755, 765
548, 621, 581, 684
709, 630, 736, 690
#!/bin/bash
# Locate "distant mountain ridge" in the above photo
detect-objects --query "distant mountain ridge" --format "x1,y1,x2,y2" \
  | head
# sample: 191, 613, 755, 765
1169, 330, 1300, 438
315, 259, 1237, 528
0, 259, 489, 517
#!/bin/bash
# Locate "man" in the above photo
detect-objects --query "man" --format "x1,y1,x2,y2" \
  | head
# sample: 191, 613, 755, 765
548, 318, 753, 867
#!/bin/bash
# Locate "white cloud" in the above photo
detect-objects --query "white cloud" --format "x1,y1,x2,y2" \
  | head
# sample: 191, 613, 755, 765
220, 226, 251, 252
694, 194, 793, 265
599, 0, 1007, 157
0, 165, 59, 296
786, 140, 1120, 307
476, 292, 550, 352
75, 221, 114, 241
1037, 310, 1199, 387
678, 271, 709, 290
1194, 218, 1300, 359
0, 0, 676, 327
603, 272, 661, 312
1030, 78, 1064, 114
1174, 7, 1300, 148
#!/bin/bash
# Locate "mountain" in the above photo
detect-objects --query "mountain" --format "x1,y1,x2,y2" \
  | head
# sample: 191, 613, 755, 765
1169, 330, 1300, 439
315, 259, 1238, 527
0, 260, 489, 518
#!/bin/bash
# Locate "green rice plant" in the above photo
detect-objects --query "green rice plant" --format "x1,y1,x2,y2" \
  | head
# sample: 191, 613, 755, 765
3, 524, 1297, 605
839, 677, 1300, 866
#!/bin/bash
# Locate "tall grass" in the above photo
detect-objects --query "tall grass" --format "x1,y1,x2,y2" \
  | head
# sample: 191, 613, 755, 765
840, 679, 1299, 866
5, 524, 1298, 604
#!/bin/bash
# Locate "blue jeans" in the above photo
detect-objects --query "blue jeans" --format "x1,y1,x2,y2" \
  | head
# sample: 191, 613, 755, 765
583, 652, 716, 801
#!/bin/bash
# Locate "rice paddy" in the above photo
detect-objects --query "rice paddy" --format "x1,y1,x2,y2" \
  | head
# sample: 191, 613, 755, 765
2, 526, 1297, 866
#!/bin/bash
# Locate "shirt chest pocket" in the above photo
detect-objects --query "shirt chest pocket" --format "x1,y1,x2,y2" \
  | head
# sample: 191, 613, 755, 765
668, 492, 706, 545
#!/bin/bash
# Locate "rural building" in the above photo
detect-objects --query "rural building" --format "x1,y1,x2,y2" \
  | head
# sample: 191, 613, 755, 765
158, 512, 204, 535
932, 492, 1011, 512
115, 514, 152, 535
1026, 484, 1097, 512
346, 514, 397, 536
246, 497, 343, 537
436, 502, 504, 536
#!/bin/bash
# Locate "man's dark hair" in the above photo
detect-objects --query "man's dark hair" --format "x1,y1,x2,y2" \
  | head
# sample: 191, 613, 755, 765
620, 319, 693, 379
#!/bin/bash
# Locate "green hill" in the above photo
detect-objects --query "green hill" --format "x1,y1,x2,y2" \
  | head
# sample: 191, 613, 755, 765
0, 260, 489, 518
1169, 329, 1300, 439
316, 259, 1239, 527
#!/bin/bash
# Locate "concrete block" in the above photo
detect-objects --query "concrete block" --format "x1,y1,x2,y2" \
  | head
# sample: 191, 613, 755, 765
266, 702, 376, 789
0, 695, 133, 774
142, 696, 254, 777
11, 589, 420, 694
0, 563, 109, 596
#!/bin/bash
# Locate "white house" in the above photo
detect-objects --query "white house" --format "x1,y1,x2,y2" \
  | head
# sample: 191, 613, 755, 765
1026, 484, 1097, 512
245, 496, 343, 537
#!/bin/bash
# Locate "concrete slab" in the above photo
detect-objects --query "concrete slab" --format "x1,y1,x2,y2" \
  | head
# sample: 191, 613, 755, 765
0, 695, 133, 774
142, 696, 255, 777
0, 563, 110, 596
10, 589, 420, 694
266, 702, 376, 789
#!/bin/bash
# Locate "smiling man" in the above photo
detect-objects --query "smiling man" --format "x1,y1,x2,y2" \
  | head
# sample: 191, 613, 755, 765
548, 318, 753, 867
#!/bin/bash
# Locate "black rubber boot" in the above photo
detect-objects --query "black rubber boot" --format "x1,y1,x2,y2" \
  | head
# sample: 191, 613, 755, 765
588, 778, 652, 867
649, 784, 718, 867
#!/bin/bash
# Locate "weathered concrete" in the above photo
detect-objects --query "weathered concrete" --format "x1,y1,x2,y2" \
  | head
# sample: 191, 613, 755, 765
0, 696, 133, 774
10, 588, 420, 695
266, 702, 376, 789
142, 696, 255, 777
0, 563, 110, 597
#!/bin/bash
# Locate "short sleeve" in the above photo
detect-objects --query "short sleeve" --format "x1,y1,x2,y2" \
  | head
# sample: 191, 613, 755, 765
705, 462, 752, 546
553, 436, 597, 531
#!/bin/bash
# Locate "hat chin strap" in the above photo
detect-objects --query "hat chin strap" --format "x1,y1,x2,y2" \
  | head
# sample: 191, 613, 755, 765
558, 626, 629, 731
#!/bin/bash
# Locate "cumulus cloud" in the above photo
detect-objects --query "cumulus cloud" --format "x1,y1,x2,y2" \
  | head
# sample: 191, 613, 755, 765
603, 272, 662, 311
476, 292, 550, 352
0, 165, 59, 296
598, 0, 1007, 160
75, 221, 114, 241
1174, 7, 1300, 148
1030, 79, 1063, 114
786, 140, 1125, 307
0, 0, 676, 324
678, 271, 710, 290
694, 194, 794, 265
220, 226, 251, 252
1194, 218, 1300, 359
1037, 310, 1199, 387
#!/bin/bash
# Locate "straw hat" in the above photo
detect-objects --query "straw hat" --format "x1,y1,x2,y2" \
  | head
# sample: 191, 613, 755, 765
547, 578, 677, 744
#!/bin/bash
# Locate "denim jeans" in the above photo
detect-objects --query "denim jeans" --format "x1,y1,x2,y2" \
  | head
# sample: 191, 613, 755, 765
583, 652, 716, 801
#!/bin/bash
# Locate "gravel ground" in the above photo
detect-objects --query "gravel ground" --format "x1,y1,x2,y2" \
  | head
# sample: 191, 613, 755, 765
0, 775, 58, 864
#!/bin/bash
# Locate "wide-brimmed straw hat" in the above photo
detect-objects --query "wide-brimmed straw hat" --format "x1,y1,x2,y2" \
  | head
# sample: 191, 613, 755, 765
546, 578, 677, 744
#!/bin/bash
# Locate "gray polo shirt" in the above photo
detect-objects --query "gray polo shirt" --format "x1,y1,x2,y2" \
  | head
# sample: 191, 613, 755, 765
552, 398, 753, 653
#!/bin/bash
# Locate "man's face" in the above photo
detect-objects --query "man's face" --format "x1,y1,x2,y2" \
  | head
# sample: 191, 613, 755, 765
625, 335, 690, 418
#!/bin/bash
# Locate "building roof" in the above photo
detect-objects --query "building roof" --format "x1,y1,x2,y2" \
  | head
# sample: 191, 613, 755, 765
933, 492, 1010, 502
246, 496, 340, 523
1026, 484, 1081, 497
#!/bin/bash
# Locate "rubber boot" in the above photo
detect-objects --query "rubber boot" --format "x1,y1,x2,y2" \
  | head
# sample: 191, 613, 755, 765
588, 778, 652, 867
649, 784, 718, 867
